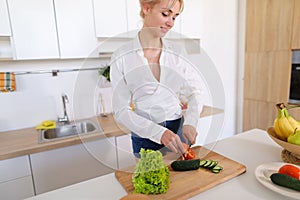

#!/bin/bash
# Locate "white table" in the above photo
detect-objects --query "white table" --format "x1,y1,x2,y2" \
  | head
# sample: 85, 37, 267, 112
25, 129, 295, 200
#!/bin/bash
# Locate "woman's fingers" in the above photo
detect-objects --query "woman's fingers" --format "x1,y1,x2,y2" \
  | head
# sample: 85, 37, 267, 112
182, 125, 197, 144
161, 129, 185, 154
174, 136, 186, 154
166, 142, 177, 153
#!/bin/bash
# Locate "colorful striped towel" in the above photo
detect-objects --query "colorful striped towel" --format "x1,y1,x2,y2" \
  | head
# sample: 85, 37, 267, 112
0, 72, 16, 92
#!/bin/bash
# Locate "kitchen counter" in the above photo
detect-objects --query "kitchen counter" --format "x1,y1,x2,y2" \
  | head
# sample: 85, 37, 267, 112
24, 128, 295, 200
0, 115, 127, 160
0, 106, 223, 161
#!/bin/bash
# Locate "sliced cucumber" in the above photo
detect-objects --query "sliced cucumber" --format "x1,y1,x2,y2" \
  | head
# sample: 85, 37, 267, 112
199, 159, 223, 173
199, 160, 207, 167
211, 165, 223, 173
171, 158, 223, 173
208, 161, 218, 169
203, 160, 212, 168
212, 165, 223, 170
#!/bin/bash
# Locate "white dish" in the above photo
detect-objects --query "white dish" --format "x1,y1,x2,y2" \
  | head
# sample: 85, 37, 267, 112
255, 162, 300, 199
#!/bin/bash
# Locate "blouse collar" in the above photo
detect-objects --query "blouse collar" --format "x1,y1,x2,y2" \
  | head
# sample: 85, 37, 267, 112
132, 33, 174, 54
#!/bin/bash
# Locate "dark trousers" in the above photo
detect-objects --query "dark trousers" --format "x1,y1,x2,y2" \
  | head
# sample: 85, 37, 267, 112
131, 117, 184, 158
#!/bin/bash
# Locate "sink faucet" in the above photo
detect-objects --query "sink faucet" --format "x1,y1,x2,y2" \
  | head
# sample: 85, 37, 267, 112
58, 93, 69, 124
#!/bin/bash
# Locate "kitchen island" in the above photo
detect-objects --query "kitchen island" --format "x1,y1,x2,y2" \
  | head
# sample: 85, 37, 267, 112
25, 128, 296, 200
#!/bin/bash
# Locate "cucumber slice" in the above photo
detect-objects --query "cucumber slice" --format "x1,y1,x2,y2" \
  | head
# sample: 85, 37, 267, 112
212, 165, 223, 171
199, 160, 207, 167
212, 169, 222, 173
203, 160, 212, 167
208, 161, 218, 169
211, 165, 223, 173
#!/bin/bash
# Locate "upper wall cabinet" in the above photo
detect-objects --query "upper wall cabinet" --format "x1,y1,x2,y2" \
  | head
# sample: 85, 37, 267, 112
245, 0, 294, 52
7, 0, 60, 60
292, 0, 300, 49
54, 0, 99, 58
0, 0, 11, 36
93, 0, 127, 38
93, 0, 182, 39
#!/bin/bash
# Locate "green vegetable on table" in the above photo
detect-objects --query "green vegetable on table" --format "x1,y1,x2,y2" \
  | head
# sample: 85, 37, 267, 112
171, 159, 223, 173
270, 173, 300, 191
132, 149, 170, 194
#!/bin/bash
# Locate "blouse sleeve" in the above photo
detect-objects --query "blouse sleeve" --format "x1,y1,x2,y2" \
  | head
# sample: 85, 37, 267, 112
179, 54, 205, 128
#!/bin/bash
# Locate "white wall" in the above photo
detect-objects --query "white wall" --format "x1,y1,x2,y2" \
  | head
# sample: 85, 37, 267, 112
237, 0, 246, 133
195, 0, 239, 139
0, 58, 111, 131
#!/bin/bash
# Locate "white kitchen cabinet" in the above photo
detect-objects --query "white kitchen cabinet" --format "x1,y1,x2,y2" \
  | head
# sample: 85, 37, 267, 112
0, 37, 13, 59
93, 0, 127, 38
54, 0, 99, 58
0, 0, 13, 59
7, 0, 60, 60
0, 176, 34, 200
0, 0, 11, 36
30, 137, 117, 195
180, 0, 201, 38
0, 155, 35, 200
116, 134, 136, 169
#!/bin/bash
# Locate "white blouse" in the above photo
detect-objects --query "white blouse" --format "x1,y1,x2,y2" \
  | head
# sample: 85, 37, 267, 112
110, 35, 204, 144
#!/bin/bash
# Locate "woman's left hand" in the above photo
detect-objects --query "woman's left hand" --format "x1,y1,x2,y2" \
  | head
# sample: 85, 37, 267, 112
182, 125, 197, 144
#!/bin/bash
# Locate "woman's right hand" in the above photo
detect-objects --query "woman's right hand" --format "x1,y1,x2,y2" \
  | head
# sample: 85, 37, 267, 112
160, 129, 186, 154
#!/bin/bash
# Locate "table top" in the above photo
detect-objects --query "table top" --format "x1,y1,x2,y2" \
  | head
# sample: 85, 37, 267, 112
25, 128, 295, 200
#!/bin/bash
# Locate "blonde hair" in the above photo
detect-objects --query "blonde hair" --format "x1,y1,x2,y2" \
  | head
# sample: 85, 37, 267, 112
139, 0, 184, 18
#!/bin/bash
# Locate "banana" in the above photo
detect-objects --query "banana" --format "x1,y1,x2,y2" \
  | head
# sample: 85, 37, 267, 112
278, 115, 294, 140
273, 117, 284, 140
273, 103, 295, 141
284, 108, 300, 131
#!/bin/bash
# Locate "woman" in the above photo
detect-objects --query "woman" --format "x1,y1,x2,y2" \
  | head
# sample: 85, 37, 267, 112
110, 0, 204, 157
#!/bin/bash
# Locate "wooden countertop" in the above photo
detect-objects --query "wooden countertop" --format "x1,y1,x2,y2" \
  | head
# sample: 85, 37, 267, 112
0, 106, 223, 161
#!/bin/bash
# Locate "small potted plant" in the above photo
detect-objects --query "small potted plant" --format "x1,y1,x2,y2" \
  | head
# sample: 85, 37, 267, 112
97, 65, 112, 117
98, 65, 111, 88
98, 65, 110, 82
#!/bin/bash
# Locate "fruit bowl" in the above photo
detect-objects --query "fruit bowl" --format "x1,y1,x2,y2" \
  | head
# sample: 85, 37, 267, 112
267, 127, 300, 156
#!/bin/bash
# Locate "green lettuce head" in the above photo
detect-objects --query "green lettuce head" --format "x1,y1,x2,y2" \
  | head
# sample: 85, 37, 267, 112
132, 148, 170, 194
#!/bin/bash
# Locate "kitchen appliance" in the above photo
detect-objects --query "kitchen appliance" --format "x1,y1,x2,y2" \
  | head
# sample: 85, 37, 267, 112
289, 50, 300, 104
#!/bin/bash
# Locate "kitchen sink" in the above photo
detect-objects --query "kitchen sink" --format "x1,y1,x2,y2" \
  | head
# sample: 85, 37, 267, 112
39, 119, 102, 143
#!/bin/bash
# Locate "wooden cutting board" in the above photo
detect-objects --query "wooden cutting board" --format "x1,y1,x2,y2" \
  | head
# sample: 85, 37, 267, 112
115, 146, 246, 200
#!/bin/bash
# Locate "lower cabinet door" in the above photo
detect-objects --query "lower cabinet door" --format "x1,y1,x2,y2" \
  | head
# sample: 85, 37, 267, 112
116, 134, 136, 169
30, 137, 117, 194
0, 176, 34, 200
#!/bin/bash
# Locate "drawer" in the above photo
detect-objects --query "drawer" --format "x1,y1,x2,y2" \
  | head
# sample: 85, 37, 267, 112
0, 155, 31, 183
0, 176, 34, 200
